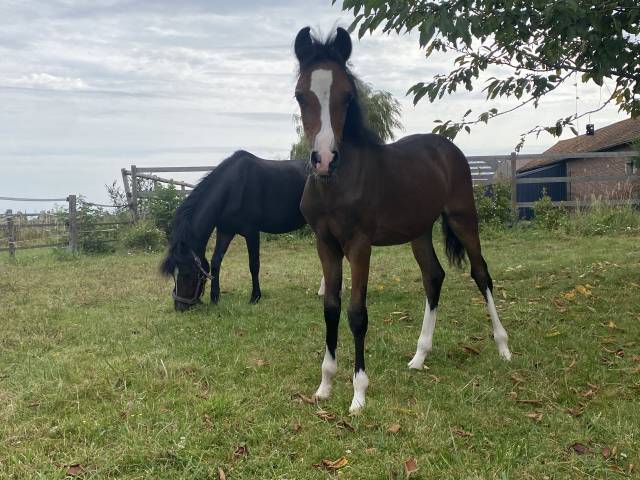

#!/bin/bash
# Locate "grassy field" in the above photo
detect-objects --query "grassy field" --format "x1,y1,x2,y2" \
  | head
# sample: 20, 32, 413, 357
1, 229, 639, 479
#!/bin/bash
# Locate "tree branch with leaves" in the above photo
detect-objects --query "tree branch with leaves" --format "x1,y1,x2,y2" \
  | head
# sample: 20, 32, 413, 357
338, 0, 640, 149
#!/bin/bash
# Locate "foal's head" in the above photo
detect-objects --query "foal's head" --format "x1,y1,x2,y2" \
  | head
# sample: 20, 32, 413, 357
294, 27, 358, 177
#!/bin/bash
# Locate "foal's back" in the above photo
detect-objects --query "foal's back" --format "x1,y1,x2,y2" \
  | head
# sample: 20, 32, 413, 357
365, 133, 474, 245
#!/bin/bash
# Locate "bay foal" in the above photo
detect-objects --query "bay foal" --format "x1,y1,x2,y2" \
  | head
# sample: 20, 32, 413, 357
294, 27, 511, 413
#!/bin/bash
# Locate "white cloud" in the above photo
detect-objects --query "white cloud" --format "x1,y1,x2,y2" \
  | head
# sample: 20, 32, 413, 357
0, 0, 629, 212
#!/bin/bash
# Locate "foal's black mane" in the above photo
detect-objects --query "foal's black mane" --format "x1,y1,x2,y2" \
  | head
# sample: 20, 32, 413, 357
298, 30, 381, 148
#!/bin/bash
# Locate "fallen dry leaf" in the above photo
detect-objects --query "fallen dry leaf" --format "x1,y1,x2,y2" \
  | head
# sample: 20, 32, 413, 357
217, 466, 226, 480
364, 447, 378, 455
602, 447, 612, 459
387, 424, 401, 434
292, 393, 317, 405
579, 388, 598, 398
462, 345, 480, 355
524, 411, 543, 422
336, 419, 355, 432
575, 285, 591, 296
292, 422, 301, 433
202, 413, 213, 430
404, 457, 418, 477
315, 409, 336, 421
452, 428, 473, 437
314, 457, 348, 471
516, 399, 543, 406
233, 444, 248, 459
65, 464, 86, 477
569, 442, 590, 455
564, 358, 577, 372
565, 403, 586, 417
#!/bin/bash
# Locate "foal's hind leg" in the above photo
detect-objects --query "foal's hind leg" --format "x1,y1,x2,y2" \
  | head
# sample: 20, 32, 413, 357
408, 231, 445, 370
210, 230, 234, 304
245, 231, 261, 304
445, 212, 511, 360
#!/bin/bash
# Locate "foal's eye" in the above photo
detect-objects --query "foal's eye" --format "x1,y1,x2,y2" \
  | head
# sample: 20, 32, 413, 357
295, 93, 306, 106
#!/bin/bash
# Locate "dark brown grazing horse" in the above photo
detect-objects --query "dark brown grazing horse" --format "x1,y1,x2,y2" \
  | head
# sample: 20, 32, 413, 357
294, 27, 511, 413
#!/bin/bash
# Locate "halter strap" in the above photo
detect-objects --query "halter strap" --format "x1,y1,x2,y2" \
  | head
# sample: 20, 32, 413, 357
172, 252, 212, 305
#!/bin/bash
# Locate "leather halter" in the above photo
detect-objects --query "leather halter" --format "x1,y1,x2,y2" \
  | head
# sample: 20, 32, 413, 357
172, 252, 213, 306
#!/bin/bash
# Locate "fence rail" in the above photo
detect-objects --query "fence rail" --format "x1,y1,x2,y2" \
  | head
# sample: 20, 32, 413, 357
1, 195, 131, 257
121, 150, 639, 221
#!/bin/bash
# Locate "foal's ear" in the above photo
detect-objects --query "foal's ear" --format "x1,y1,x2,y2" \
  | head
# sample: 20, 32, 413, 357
294, 26, 313, 64
333, 27, 352, 63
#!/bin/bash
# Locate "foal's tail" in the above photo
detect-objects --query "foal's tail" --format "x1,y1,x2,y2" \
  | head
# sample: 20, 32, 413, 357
441, 213, 465, 268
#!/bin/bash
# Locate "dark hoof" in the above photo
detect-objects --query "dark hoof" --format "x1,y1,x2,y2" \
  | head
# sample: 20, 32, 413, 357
210, 294, 220, 305
249, 293, 261, 304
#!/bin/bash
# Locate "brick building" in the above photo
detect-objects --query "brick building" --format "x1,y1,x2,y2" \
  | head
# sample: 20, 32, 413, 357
518, 118, 640, 201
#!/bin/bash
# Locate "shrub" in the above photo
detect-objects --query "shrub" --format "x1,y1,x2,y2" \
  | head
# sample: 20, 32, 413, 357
563, 199, 640, 236
473, 182, 512, 227
145, 184, 182, 238
532, 191, 566, 230
77, 201, 115, 254
119, 221, 165, 252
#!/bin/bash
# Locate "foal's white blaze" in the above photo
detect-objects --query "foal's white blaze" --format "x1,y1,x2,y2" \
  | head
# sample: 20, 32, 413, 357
310, 69, 335, 175
349, 370, 369, 414
314, 347, 337, 399
408, 298, 437, 370
486, 288, 512, 361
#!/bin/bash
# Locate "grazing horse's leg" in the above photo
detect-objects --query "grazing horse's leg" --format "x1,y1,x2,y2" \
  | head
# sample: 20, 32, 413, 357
344, 236, 372, 414
245, 231, 262, 304
445, 212, 512, 360
408, 231, 445, 370
210, 230, 235, 304
314, 236, 343, 400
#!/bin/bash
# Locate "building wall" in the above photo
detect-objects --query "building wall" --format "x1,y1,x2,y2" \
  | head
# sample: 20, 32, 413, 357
567, 146, 639, 201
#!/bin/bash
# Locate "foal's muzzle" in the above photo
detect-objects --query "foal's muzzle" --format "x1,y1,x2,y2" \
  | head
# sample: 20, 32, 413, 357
310, 150, 339, 176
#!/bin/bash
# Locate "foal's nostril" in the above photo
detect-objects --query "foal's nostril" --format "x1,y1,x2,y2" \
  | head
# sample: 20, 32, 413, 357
310, 151, 320, 166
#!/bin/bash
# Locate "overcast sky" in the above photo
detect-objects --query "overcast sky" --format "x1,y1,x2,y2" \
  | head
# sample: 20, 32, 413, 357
0, 0, 628, 212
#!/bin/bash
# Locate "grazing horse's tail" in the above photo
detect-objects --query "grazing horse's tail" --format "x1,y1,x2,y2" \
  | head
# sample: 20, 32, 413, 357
441, 213, 465, 268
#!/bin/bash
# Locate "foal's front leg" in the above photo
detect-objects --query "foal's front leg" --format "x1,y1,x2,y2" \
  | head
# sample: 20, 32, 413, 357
345, 237, 371, 414
314, 238, 343, 399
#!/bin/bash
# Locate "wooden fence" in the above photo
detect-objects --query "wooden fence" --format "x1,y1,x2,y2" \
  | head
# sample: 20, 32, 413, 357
471, 151, 640, 217
122, 150, 639, 221
1, 195, 130, 257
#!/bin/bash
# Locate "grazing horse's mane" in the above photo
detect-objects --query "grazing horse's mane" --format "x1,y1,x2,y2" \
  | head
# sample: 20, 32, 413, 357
159, 152, 243, 276
296, 29, 381, 148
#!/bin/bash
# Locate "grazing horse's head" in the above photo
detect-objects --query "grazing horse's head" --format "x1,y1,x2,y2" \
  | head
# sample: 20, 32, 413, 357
161, 247, 210, 312
294, 27, 357, 177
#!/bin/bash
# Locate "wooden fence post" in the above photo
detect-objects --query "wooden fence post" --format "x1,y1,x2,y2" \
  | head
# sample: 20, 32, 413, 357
67, 195, 77, 252
130, 164, 139, 222
6, 209, 15, 257
121, 168, 135, 220
510, 152, 518, 221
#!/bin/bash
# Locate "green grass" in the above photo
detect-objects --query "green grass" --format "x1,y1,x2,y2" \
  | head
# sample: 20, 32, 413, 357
1, 230, 639, 479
